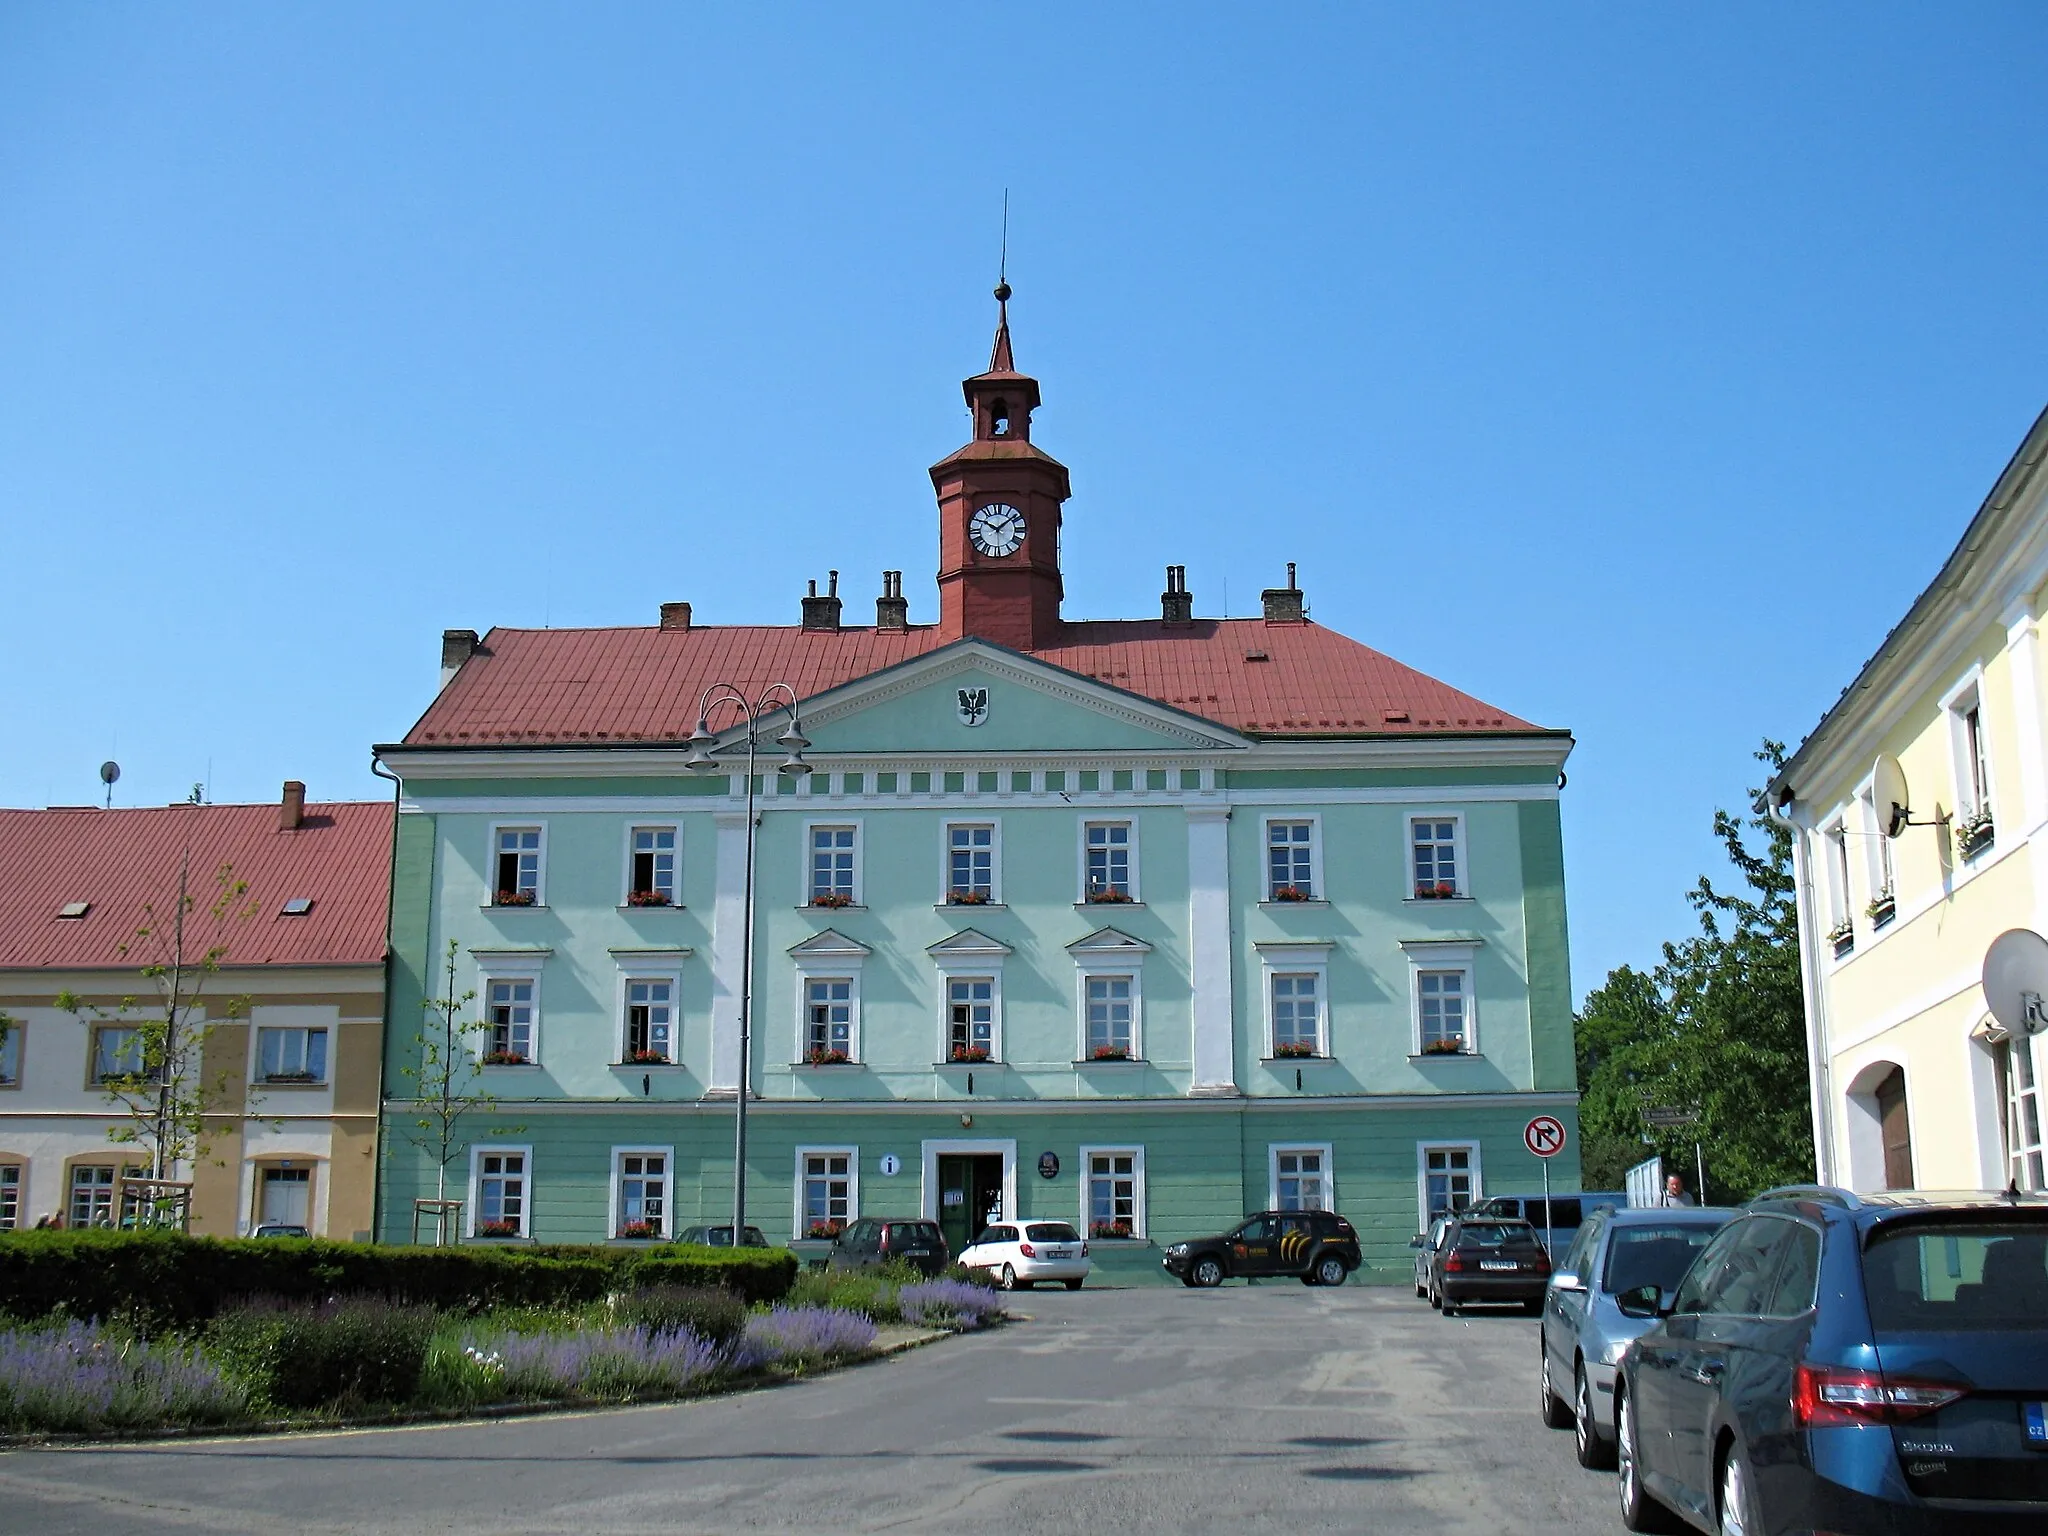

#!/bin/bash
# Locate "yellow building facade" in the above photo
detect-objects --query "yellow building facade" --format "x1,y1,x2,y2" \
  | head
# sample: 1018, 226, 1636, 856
1772, 406, 2048, 1194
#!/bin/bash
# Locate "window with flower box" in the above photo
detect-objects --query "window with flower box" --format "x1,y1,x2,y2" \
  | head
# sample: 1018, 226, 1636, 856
255, 1025, 328, 1085
808, 824, 859, 906
613, 1148, 669, 1238
1084, 976, 1135, 1059
798, 1148, 856, 1240
1404, 940, 1478, 1056
805, 978, 855, 1064
623, 979, 674, 1064
491, 825, 544, 906
947, 978, 995, 1062
485, 979, 535, 1065
1823, 818, 1854, 955
1082, 820, 1135, 902
471, 1147, 529, 1237
627, 826, 678, 906
90, 1025, 152, 1084
1266, 819, 1317, 900
945, 823, 998, 904
1082, 1147, 1144, 1240
1411, 817, 1461, 899
1271, 974, 1322, 1057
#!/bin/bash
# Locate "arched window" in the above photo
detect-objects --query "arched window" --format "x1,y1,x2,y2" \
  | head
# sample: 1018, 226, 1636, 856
989, 399, 1010, 436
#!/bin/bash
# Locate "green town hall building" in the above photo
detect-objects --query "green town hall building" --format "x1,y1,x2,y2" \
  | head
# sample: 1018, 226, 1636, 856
373, 293, 1580, 1277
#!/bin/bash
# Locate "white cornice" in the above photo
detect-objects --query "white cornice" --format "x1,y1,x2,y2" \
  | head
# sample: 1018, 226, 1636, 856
378, 1088, 1579, 1115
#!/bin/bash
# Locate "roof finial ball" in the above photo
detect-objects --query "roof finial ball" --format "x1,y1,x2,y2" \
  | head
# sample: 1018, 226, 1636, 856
994, 281, 1012, 303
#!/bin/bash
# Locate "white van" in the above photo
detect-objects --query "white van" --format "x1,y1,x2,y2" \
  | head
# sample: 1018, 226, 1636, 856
1469, 1191, 1624, 1254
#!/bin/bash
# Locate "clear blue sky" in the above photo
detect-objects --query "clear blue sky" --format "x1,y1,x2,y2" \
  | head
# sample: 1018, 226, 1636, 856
4, 6, 2044, 1001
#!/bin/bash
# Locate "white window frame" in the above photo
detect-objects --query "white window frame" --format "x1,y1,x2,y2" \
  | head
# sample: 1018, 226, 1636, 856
90, 1023, 151, 1084
1256, 941, 1333, 1058
615, 955, 686, 1065
1856, 786, 1895, 913
929, 931, 1009, 1064
794, 1145, 859, 1240
623, 823, 681, 906
1941, 667, 1998, 821
1417, 1140, 1483, 1228
1079, 1144, 1147, 1239
474, 950, 548, 1066
1401, 939, 1480, 1056
804, 819, 864, 906
1822, 816, 1853, 932
609, 1144, 674, 1239
1076, 967, 1143, 1061
1408, 811, 1467, 898
0, 1161, 22, 1229
941, 819, 1003, 905
1262, 815, 1322, 900
1269, 1143, 1336, 1213
1077, 818, 1140, 903
487, 822, 548, 906
252, 1023, 330, 1085
469, 1143, 534, 1238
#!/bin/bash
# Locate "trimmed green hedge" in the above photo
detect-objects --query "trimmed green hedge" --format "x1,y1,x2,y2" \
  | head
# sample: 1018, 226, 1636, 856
0, 1231, 798, 1327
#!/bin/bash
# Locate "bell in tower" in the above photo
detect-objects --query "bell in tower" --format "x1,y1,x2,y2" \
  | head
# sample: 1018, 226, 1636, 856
931, 283, 1072, 652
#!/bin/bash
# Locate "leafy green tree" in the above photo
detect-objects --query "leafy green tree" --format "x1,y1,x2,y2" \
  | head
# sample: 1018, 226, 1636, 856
1574, 741, 1815, 1201
393, 940, 506, 1244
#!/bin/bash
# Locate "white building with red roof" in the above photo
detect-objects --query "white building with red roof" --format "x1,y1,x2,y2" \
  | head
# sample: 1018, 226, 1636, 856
0, 786, 392, 1237
373, 292, 1578, 1274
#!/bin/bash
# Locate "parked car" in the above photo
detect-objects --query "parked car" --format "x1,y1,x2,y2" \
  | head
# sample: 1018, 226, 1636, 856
674, 1224, 769, 1247
958, 1221, 1091, 1290
1472, 1191, 1625, 1255
250, 1223, 309, 1239
827, 1217, 950, 1277
1412, 1214, 1453, 1297
1613, 1186, 2048, 1536
1425, 1215, 1551, 1314
1536, 1204, 1736, 1469
1162, 1210, 1360, 1288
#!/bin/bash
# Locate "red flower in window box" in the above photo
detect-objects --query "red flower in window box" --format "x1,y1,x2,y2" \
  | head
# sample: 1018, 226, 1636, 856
495, 889, 536, 907
810, 891, 854, 909
476, 1220, 521, 1238
1421, 1038, 1466, 1056
625, 1048, 670, 1066
1414, 881, 1458, 900
481, 1049, 530, 1066
1089, 1044, 1132, 1061
947, 889, 989, 905
1090, 1219, 1134, 1240
1274, 1041, 1317, 1059
627, 889, 672, 907
950, 1045, 991, 1063
806, 1047, 852, 1066
615, 1220, 659, 1240
1270, 885, 1313, 902
1084, 887, 1133, 904
807, 1220, 846, 1240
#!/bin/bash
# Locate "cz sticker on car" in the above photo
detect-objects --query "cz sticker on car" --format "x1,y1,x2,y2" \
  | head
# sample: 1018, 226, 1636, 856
2024, 1402, 2048, 1449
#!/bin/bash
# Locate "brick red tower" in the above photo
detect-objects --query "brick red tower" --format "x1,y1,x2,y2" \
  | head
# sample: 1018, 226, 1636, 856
931, 284, 1071, 650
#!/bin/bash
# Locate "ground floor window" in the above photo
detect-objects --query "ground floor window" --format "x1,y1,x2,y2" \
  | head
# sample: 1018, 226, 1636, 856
258, 1166, 312, 1229
69, 1164, 128, 1227
0, 1163, 20, 1229
1420, 1143, 1479, 1226
1083, 1148, 1143, 1239
2005, 1036, 2046, 1192
474, 1149, 528, 1237
800, 1149, 855, 1239
1272, 1145, 1331, 1211
615, 1150, 667, 1237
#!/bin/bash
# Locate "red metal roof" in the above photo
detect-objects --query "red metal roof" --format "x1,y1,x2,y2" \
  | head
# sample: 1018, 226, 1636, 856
400, 620, 1545, 747
0, 801, 393, 971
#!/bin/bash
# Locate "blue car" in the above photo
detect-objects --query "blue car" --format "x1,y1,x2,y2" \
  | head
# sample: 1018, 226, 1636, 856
1613, 1186, 2048, 1535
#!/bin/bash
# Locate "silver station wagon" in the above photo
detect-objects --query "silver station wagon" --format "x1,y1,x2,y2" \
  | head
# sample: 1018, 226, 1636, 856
1536, 1204, 1736, 1468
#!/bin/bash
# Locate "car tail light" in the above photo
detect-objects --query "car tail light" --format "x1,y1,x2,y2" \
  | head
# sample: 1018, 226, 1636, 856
1019, 1242, 1037, 1259
879, 1227, 891, 1252
1335, 1219, 1356, 1236
1531, 1251, 1552, 1276
1445, 1252, 1468, 1273
1081, 1242, 1090, 1257
1792, 1364, 1966, 1428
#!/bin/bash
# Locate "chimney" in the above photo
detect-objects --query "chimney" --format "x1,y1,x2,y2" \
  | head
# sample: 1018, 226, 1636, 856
658, 601, 692, 631
801, 571, 843, 632
1161, 565, 1194, 626
280, 780, 307, 832
1261, 562, 1306, 624
876, 570, 909, 632
440, 629, 480, 690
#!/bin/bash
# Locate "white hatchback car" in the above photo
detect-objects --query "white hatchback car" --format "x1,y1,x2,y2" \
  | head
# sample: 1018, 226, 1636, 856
958, 1221, 1092, 1290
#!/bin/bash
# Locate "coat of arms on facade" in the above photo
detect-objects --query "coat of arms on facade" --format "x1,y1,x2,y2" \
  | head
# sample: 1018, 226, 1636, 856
956, 687, 989, 727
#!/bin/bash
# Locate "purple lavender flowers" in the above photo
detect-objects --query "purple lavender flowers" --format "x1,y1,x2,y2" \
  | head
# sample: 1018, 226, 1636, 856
744, 1305, 878, 1365
896, 1281, 1005, 1330
0, 1321, 246, 1433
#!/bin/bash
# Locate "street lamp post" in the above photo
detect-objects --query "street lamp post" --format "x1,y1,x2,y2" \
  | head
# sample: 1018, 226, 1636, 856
683, 683, 811, 1245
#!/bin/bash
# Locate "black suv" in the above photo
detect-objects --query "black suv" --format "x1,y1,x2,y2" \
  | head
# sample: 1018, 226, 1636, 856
1614, 1186, 2048, 1535
1162, 1210, 1360, 1288
827, 1217, 950, 1277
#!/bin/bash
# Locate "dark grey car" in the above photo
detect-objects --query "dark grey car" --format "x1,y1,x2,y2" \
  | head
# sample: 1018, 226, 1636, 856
1536, 1204, 1736, 1468
827, 1217, 949, 1277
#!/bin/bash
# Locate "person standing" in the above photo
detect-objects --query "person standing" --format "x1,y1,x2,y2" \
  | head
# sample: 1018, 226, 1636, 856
1662, 1174, 1695, 1207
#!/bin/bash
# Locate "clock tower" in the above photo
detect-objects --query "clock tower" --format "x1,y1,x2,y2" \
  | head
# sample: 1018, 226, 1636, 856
931, 283, 1071, 651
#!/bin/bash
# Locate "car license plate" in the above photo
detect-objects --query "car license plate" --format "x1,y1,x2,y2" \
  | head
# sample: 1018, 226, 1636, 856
1479, 1260, 1517, 1272
2025, 1402, 2048, 1449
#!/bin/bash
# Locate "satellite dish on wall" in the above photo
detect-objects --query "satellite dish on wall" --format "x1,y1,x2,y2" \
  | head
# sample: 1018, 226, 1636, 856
1983, 928, 2048, 1037
1872, 753, 1912, 838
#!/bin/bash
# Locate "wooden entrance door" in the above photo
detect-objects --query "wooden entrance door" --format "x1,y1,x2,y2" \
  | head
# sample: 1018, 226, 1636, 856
1875, 1067, 1914, 1190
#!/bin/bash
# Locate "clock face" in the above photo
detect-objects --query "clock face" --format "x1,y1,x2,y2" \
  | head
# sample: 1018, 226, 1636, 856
969, 502, 1027, 557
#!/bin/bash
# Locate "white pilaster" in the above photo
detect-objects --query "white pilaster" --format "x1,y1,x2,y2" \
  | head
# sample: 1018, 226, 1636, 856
707, 809, 750, 1095
1186, 805, 1238, 1096
2004, 597, 2048, 937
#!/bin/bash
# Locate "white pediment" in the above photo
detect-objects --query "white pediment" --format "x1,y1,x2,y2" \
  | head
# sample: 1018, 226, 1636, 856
927, 927, 1014, 958
1066, 926, 1153, 957
787, 928, 872, 960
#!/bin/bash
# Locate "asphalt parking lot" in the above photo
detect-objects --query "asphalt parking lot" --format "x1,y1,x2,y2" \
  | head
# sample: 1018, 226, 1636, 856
0, 1283, 1632, 1535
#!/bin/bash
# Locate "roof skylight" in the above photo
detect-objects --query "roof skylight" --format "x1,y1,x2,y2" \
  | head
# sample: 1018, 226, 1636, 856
280, 898, 314, 917
57, 901, 91, 919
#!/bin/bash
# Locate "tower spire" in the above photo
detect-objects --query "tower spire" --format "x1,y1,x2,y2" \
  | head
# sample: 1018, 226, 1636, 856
990, 280, 1015, 373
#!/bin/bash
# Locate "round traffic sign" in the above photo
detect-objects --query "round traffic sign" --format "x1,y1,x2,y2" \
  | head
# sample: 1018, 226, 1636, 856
1524, 1115, 1567, 1159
